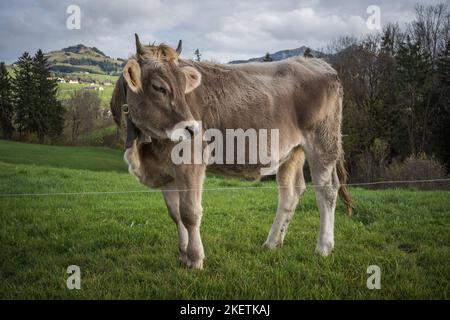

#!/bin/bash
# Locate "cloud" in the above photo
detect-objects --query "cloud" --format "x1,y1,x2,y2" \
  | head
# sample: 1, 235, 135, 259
0, 0, 418, 64
205, 7, 371, 56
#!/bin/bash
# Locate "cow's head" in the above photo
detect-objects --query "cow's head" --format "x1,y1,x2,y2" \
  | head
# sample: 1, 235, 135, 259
111, 34, 201, 143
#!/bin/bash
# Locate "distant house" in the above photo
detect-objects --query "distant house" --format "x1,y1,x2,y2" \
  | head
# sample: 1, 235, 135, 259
68, 79, 79, 84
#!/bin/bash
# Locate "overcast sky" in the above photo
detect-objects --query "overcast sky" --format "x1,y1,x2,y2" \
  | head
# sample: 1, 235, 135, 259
0, 0, 433, 64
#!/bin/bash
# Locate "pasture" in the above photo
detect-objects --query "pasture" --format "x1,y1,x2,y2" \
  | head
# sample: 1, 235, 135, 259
57, 82, 115, 107
0, 140, 448, 299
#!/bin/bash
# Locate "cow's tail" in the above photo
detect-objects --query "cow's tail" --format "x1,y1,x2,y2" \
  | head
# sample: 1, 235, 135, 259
334, 81, 352, 216
337, 156, 353, 216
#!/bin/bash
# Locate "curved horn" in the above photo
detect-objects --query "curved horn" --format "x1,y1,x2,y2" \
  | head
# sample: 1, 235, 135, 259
176, 40, 182, 55
135, 33, 144, 56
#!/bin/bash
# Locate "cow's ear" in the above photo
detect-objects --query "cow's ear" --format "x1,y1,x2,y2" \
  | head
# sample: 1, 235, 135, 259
181, 66, 201, 93
123, 59, 142, 93
110, 74, 126, 126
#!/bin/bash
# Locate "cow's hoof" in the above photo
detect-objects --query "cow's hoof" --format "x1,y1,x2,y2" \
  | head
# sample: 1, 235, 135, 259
179, 253, 189, 266
186, 259, 203, 270
315, 241, 334, 257
262, 240, 281, 250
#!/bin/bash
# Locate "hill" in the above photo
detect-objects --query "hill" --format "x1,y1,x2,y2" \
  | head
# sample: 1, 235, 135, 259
45, 44, 124, 76
229, 46, 323, 64
43, 44, 122, 106
0, 140, 449, 299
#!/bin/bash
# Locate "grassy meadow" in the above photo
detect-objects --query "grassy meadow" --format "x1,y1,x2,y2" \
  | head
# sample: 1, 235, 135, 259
7, 62, 117, 107
0, 140, 449, 299
57, 81, 116, 107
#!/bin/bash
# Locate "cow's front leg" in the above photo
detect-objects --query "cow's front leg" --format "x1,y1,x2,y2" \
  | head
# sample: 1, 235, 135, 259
174, 164, 206, 269
161, 182, 188, 265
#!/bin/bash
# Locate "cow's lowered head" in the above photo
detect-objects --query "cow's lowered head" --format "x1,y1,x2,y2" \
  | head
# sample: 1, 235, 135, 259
111, 34, 201, 144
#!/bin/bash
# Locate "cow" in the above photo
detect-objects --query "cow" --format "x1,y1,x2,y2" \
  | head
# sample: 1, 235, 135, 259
111, 34, 352, 269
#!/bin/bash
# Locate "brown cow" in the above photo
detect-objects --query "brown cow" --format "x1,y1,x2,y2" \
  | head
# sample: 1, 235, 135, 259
111, 34, 352, 269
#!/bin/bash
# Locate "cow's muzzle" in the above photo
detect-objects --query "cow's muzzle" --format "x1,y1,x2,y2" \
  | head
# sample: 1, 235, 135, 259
166, 121, 201, 142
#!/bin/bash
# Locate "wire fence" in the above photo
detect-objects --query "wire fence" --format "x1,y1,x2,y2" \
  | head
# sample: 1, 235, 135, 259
0, 178, 449, 198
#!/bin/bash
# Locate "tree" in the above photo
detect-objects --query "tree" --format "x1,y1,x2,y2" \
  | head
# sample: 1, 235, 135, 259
65, 90, 101, 143
376, 24, 403, 159
303, 47, 313, 58
327, 3, 450, 179
411, 3, 450, 60
194, 48, 202, 62
0, 62, 14, 139
262, 52, 273, 62
12, 50, 64, 142
32, 49, 65, 142
12, 52, 34, 137
432, 39, 450, 167
396, 36, 433, 155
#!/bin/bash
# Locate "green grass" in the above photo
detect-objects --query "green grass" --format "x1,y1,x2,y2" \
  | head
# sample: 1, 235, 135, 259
57, 82, 115, 107
0, 140, 124, 172
68, 72, 118, 82
7, 62, 117, 107
78, 126, 118, 146
0, 140, 449, 299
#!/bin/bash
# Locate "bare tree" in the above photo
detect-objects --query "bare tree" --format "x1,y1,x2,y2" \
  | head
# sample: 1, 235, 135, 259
411, 3, 450, 59
326, 35, 358, 55
65, 90, 101, 143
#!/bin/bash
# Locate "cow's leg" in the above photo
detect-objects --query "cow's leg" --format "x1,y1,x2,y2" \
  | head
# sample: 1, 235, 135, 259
161, 182, 188, 264
174, 164, 206, 269
263, 147, 306, 249
308, 157, 339, 257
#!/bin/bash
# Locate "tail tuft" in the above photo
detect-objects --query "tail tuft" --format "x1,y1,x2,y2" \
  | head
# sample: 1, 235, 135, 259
337, 158, 353, 216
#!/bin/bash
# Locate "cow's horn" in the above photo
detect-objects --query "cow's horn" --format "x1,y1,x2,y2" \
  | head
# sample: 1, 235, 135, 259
176, 40, 182, 55
135, 33, 144, 56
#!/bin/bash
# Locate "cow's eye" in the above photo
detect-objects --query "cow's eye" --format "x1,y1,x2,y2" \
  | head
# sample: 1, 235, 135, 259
152, 84, 168, 94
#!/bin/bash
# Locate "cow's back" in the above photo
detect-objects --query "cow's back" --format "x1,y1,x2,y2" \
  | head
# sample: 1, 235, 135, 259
182, 57, 340, 133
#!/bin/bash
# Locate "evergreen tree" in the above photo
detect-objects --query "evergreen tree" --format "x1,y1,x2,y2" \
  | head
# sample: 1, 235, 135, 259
32, 49, 64, 142
395, 36, 433, 155
0, 62, 14, 139
435, 40, 450, 95
303, 47, 313, 58
12, 52, 34, 137
377, 26, 401, 159
194, 49, 202, 62
433, 39, 450, 167
262, 52, 273, 62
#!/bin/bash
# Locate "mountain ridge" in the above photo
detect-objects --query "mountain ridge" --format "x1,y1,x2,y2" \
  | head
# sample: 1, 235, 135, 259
45, 44, 124, 76
11, 44, 327, 76
229, 46, 323, 64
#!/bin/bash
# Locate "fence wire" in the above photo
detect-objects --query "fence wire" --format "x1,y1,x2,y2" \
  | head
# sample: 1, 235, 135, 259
0, 178, 449, 198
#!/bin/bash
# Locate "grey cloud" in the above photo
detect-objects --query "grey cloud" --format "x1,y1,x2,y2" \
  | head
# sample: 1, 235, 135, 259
0, 0, 422, 64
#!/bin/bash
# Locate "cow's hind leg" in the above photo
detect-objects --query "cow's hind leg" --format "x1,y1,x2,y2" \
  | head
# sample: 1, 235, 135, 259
263, 147, 306, 249
308, 156, 339, 257
162, 182, 189, 265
